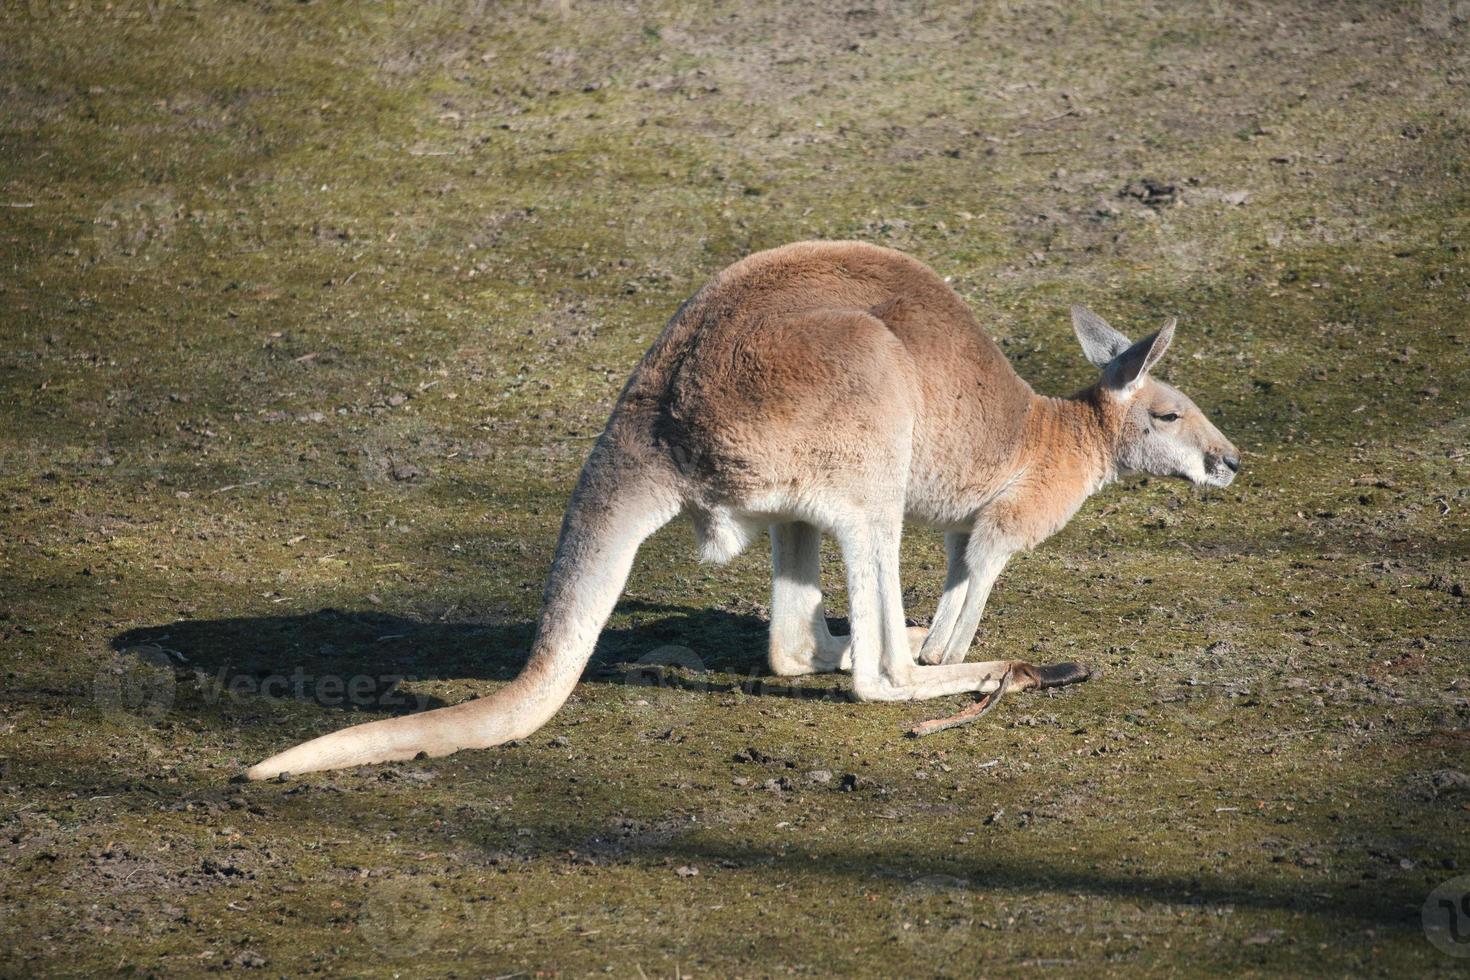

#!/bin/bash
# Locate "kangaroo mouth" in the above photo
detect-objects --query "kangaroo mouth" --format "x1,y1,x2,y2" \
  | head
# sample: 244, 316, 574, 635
1200, 465, 1236, 488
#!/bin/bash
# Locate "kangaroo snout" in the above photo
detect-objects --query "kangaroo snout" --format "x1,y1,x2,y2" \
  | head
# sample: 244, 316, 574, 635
1205, 447, 1241, 486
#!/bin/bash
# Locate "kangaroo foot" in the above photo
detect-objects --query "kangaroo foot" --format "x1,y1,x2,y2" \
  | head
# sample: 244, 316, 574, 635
1011, 661, 1093, 691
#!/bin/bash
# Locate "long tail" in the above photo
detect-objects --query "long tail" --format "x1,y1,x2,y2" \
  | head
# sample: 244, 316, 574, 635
246, 447, 679, 780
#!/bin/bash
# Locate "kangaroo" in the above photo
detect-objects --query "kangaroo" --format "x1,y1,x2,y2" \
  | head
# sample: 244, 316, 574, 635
247, 241, 1239, 779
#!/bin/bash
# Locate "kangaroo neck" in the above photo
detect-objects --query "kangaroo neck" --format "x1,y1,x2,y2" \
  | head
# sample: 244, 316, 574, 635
978, 389, 1116, 550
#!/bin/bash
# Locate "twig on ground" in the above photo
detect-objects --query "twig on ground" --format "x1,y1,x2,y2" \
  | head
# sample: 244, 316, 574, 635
211, 479, 263, 495
907, 668, 1014, 737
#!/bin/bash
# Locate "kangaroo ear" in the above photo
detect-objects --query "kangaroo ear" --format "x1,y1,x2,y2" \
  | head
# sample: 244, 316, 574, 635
1072, 305, 1132, 368
1104, 318, 1176, 391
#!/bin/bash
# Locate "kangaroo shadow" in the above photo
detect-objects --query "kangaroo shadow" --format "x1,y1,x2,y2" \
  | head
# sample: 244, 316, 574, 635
109, 600, 854, 718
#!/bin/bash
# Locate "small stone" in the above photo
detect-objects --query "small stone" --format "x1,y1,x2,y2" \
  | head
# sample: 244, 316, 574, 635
1431, 770, 1470, 790
389, 460, 422, 482
1119, 177, 1179, 208
230, 950, 267, 969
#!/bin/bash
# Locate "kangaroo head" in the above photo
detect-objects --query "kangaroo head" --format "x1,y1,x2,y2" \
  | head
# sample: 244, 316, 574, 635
1071, 305, 1240, 488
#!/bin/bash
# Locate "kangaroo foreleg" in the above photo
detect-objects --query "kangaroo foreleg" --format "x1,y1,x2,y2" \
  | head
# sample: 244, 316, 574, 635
846, 528, 1088, 704
915, 531, 972, 665
921, 541, 1010, 666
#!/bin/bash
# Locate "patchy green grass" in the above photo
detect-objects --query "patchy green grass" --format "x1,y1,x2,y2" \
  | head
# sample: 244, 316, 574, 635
2, 1, 1468, 975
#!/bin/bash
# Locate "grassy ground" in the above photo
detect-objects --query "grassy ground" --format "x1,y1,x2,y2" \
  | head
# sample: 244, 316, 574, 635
2, 1, 1469, 975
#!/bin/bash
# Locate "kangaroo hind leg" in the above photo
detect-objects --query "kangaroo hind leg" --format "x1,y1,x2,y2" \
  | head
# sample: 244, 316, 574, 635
768, 521, 849, 676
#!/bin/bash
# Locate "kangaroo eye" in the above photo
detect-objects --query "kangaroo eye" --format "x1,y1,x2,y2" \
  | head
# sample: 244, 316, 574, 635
1152, 412, 1180, 422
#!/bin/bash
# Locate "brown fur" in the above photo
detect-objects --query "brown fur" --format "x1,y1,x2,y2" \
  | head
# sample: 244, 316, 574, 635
621, 242, 1135, 550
